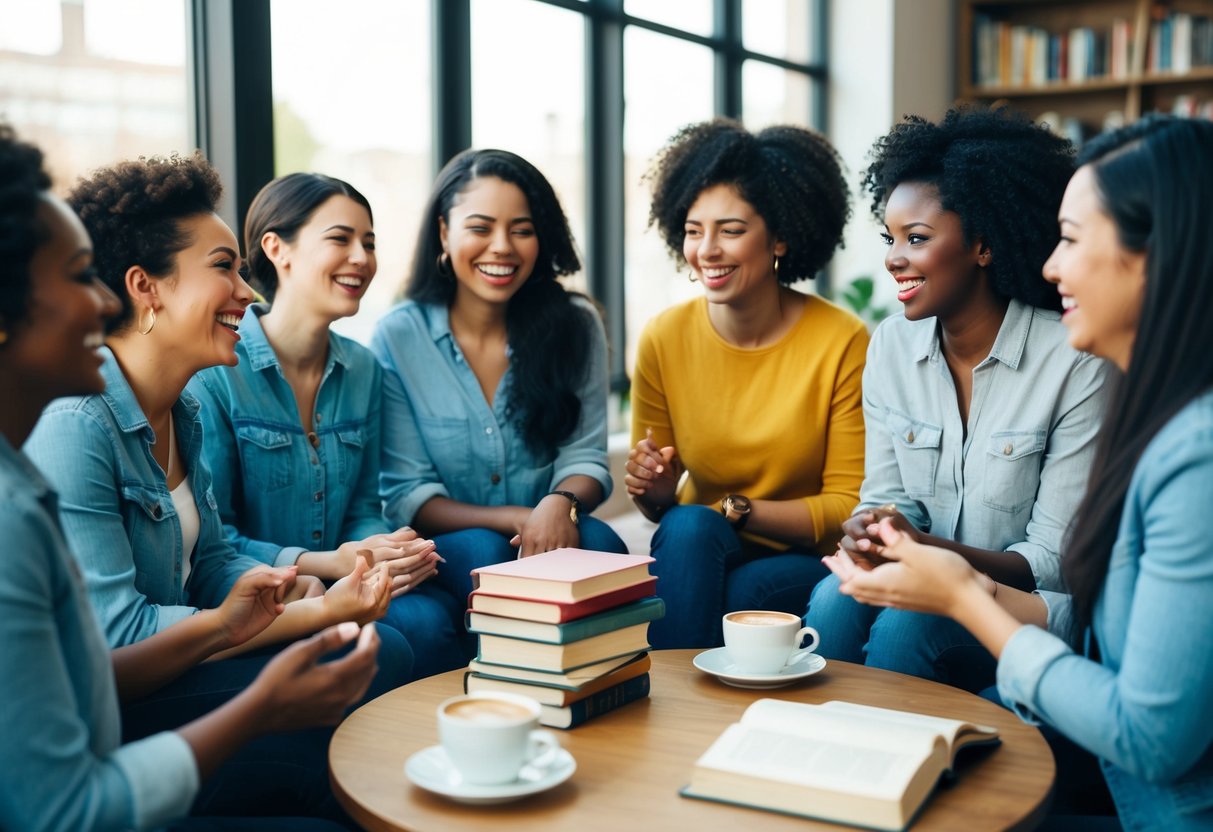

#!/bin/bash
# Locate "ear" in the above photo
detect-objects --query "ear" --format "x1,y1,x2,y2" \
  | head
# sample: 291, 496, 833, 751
976, 239, 993, 267
261, 231, 288, 268
438, 215, 450, 253
125, 265, 159, 313
773, 238, 788, 258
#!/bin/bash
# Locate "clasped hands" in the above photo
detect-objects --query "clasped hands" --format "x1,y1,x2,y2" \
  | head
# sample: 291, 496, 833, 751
624, 429, 684, 516
336, 527, 443, 599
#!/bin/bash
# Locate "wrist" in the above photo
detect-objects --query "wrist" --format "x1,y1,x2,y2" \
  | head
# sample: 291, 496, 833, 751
543, 490, 581, 526
196, 608, 239, 653
950, 574, 997, 624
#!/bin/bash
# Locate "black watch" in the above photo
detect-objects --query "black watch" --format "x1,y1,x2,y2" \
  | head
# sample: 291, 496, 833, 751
720, 494, 752, 530
546, 490, 581, 526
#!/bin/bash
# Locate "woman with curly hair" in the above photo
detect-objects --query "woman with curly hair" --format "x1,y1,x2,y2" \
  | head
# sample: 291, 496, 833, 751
625, 118, 868, 649
0, 125, 379, 831
187, 173, 464, 678
373, 149, 627, 608
805, 106, 1110, 690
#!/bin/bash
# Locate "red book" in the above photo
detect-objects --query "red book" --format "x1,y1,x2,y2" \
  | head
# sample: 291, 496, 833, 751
469, 577, 658, 624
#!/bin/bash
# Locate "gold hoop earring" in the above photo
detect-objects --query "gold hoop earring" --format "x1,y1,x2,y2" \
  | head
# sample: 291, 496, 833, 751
0, 329, 7, 346
137, 308, 156, 336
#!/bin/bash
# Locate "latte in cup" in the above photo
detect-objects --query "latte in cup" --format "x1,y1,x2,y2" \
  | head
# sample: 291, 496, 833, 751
726, 611, 800, 626
722, 610, 820, 675
443, 698, 532, 724
437, 693, 560, 786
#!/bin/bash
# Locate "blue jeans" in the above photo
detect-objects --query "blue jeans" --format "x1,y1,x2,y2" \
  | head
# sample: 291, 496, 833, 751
431, 515, 629, 604
805, 573, 996, 691
647, 505, 829, 649
380, 581, 467, 678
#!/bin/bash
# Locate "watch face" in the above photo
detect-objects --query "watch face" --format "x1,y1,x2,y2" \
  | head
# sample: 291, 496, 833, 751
731, 495, 751, 513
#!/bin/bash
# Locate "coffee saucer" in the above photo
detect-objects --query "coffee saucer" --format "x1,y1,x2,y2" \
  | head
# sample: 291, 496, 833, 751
692, 646, 827, 689
404, 745, 576, 805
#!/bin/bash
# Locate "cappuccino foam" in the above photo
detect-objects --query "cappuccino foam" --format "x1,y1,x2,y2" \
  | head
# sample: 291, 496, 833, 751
727, 611, 799, 626
444, 698, 532, 724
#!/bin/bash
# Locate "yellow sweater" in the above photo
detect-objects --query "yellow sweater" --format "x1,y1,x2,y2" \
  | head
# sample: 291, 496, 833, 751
631, 294, 868, 552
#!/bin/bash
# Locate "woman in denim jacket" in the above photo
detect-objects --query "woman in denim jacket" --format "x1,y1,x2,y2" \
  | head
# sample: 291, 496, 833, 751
373, 149, 626, 606
0, 124, 380, 831
24, 154, 412, 738
189, 173, 464, 678
828, 116, 1213, 831
806, 107, 1109, 691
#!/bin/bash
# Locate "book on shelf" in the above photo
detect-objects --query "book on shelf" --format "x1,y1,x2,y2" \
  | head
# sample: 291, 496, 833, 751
972, 13, 1136, 89
466, 596, 666, 644
476, 622, 651, 672
469, 576, 658, 623
468, 650, 643, 688
681, 698, 1001, 832
471, 548, 655, 603
464, 651, 652, 706
539, 673, 651, 729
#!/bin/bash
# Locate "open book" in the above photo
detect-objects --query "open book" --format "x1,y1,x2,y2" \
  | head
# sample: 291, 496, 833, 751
682, 699, 1000, 831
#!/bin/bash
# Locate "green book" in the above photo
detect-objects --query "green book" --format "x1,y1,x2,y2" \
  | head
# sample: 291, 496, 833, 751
466, 597, 665, 644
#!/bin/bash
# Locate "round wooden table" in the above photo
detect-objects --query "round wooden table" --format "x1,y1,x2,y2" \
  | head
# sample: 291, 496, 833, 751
329, 650, 1054, 831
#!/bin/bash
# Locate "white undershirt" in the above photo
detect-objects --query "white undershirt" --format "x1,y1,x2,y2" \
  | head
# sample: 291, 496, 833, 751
163, 419, 199, 586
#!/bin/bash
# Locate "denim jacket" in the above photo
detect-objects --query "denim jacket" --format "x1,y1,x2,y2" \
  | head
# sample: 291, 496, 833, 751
859, 300, 1109, 590
24, 349, 261, 647
0, 436, 198, 831
998, 391, 1213, 830
371, 299, 612, 526
188, 305, 389, 566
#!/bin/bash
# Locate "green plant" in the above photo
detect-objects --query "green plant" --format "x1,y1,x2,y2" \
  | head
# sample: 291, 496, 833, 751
840, 276, 893, 329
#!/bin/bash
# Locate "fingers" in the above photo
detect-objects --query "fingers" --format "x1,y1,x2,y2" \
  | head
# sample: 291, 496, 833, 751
876, 517, 908, 552
350, 551, 372, 578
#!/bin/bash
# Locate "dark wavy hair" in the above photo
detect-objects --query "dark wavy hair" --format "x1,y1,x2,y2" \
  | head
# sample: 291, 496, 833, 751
407, 148, 590, 458
67, 153, 222, 333
1063, 116, 1213, 628
0, 124, 53, 328
861, 106, 1075, 310
646, 118, 850, 282
244, 173, 373, 301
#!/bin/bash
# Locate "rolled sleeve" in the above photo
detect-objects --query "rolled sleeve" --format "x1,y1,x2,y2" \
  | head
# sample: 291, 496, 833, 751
548, 303, 612, 500
111, 732, 199, 829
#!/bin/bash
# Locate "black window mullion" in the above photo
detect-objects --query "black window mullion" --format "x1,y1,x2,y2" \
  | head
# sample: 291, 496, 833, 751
715, 0, 742, 118
432, 0, 472, 174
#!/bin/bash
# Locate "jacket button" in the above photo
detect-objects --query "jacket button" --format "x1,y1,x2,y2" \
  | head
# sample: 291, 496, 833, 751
490, 473, 501, 484
312, 531, 322, 540
906, 431, 915, 444
313, 491, 323, 502
1003, 444, 1014, 455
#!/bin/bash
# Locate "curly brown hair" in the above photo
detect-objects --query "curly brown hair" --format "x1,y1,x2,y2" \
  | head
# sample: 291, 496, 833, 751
0, 124, 54, 328
646, 118, 851, 283
67, 152, 223, 332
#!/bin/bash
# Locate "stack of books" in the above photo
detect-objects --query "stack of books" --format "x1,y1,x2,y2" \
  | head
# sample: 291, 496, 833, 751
463, 548, 663, 729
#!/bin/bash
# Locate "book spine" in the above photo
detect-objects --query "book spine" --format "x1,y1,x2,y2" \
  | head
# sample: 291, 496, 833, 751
544, 674, 651, 729
555, 597, 664, 643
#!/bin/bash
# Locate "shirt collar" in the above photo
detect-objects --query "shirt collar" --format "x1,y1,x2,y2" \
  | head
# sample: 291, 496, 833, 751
913, 298, 1034, 370
241, 302, 352, 373
424, 301, 455, 345
98, 346, 199, 434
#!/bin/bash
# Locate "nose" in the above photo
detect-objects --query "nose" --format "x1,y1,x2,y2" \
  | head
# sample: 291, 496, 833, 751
92, 278, 122, 320
697, 231, 721, 260
348, 240, 370, 266
885, 244, 908, 275
1042, 243, 1060, 284
233, 268, 256, 307
489, 226, 514, 256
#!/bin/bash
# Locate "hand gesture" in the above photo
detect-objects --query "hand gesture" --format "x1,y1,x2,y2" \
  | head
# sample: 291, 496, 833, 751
249, 621, 380, 731
335, 527, 419, 575
624, 428, 682, 510
362, 536, 443, 598
825, 518, 978, 618
838, 504, 919, 569
217, 565, 296, 647
322, 554, 392, 625
509, 494, 581, 558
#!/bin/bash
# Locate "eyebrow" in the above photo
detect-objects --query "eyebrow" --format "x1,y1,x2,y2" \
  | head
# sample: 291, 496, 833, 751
209, 246, 238, 259
1059, 217, 1080, 227
685, 217, 749, 225
463, 213, 533, 225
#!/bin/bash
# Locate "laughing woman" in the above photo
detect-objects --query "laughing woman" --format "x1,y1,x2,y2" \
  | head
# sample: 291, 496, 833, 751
188, 173, 464, 678
828, 115, 1213, 831
373, 149, 627, 608
805, 107, 1109, 690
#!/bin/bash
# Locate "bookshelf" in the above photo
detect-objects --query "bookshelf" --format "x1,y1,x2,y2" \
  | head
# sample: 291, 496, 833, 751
958, 0, 1213, 142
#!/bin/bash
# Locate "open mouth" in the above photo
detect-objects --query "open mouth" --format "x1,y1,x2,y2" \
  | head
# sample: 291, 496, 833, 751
896, 277, 925, 302
215, 312, 242, 333
476, 263, 518, 285
701, 266, 737, 286
334, 275, 366, 292
1060, 296, 1077, 315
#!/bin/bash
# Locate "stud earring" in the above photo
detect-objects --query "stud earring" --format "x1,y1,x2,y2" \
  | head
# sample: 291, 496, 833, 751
437, 252, 453, 277
773, 255, 781, 278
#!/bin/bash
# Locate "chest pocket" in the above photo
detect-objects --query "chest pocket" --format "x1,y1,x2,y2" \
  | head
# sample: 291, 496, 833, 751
982, 430, 1046, 514
418, 415, 472, 487
235, 425, 294, 492
886, 410, 943, 500
336, 427, 367, 483
121, 483, 179, 601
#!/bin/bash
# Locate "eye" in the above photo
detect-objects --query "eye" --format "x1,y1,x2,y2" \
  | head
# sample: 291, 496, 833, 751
684, 227, 701, 238
879, 233, 893, 246
908, 234, 929, 245
1058, 235, 1075, 245
721, 228, 744, 237
364, 240, 376, 252
467, 225, 490, 234
326, 235, 349, 244
74, 265, 100, 284
214, 259, 234, 271
512, 226, 535, 238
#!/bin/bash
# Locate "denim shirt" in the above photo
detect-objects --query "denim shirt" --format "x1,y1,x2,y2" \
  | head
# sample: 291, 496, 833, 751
998, 391, 1213, 830
859, 300, 1109, 590
371, 299, 612, 526
24, 349, 261, 647
0, 437, 198, 831
189, 304, 389, 566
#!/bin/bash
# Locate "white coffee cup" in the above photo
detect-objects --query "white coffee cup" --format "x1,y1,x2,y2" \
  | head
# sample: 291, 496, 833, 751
437, 692, 560, 785
722, 610, 820, 675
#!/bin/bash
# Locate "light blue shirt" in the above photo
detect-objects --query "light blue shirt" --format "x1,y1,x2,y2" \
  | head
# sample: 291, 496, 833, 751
25, 349, 262, 647
0, 436, 198, 831
998, 390, 1213, 829
859, 300, 1109, 590
371, 299, 612, 526
189, 304, 389, 566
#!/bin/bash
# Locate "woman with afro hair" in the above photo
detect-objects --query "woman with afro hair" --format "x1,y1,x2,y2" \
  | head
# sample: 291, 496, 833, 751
625, 118, 868, 649
806, 106, 1110, 691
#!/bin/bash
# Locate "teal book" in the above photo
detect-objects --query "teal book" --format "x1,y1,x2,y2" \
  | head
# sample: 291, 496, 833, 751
466, 597, 665, 644
539, 672, 651, 729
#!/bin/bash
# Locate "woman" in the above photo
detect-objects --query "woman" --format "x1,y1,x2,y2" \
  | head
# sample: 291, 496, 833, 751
188, 173, 464, 678
625, 118, 867, 649
0, 124, 379, 831
805, 107, 1109, 690
829, 115, 1213, 830
373, 148, 627, 607
24, 153, 411, 735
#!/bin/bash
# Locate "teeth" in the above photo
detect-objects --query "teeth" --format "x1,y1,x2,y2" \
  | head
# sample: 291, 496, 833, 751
335, 276, 364, 288
897, 278, 926, 290
1061, 296, 1077, 310
84, 332, 104, 348
702, 267, 735, 278
477, 264, 516, 277
215, 313, 242, 331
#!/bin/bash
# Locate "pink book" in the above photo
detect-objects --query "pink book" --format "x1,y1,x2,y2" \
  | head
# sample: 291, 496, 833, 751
471, 548, 655, 603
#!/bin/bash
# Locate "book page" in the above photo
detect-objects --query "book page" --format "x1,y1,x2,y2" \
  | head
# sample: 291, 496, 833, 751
740, 699, 948, 751
816, 701, 997, 756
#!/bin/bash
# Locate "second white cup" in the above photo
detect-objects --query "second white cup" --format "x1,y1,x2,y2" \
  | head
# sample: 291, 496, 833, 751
722, 610, 820, 675
437, 692, 560, 786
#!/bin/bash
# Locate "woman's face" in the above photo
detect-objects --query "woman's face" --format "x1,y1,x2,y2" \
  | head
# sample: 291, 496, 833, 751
1042, 165, 1146, 370
683, 183, 785, 306
9, 195, 120, 400
270, 195, 376, 320
881, 181, 986, 322
151, 212, 254, 370
440, 176, 539, 310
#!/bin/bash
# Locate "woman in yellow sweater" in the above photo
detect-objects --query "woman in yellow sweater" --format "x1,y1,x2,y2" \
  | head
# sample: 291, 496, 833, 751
625, 119, 868, 649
